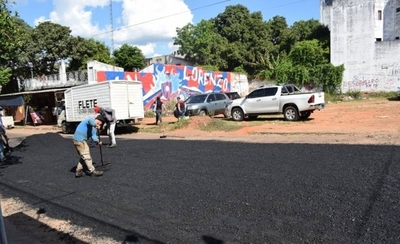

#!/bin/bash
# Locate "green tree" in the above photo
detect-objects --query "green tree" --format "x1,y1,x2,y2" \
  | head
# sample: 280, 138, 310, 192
289, 19, 330, 52
174, 5, 274, 78
0, 0, 23, 85
276, 40, 343, 92
113, 44, 145, 71
266, 16, 291, 55
68, 37, 112, 71
288, 40, 327, 68
9, 18, 35, 80
31, 21, 72, 75
174, 20, 228, 69
212, 5, 273, 76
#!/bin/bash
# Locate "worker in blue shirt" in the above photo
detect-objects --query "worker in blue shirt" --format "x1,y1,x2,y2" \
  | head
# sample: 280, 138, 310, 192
73, 115, 105, 178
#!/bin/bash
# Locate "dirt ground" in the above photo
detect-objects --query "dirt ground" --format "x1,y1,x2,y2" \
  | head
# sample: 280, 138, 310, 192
133, 98, 400, 145
2, 98, 400, 243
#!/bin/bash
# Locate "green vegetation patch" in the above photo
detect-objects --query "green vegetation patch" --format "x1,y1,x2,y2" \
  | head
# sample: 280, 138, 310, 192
168, 118, 190, 130
198, 119, 243, 132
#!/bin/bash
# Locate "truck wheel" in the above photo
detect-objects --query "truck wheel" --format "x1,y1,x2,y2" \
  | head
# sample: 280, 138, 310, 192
300, 111, 311, 119
231, 108, 244, 121
61, 121, 69, 134
199, 110, 207, 116
284, 106, 299, 121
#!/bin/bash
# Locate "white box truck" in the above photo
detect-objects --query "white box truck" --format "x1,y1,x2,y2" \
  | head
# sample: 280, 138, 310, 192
56, 80, 144, 133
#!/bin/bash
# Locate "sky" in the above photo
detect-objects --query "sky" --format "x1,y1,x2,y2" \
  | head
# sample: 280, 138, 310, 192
11, 0, 320, 58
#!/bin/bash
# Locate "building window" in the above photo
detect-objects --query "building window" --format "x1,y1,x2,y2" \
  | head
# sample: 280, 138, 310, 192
397, 7, 400, 13
378, 10, 382, 20
376, 38, 382, 41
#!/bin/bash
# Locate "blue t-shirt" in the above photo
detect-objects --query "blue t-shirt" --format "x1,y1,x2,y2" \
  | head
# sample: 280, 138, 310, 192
72, 117, 99, 142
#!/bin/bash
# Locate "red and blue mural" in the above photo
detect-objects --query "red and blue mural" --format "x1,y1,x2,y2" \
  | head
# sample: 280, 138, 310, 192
97, 64, 232, 109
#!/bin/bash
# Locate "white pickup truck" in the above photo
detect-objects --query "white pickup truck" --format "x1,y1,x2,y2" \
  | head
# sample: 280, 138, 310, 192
226, 84, 325, 121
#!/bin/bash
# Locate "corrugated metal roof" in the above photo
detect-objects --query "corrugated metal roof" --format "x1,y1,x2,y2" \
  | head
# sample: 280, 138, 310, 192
0, 88, 67, 97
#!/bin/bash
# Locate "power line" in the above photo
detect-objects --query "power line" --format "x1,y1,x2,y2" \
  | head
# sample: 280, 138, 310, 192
92, 0, 231, 38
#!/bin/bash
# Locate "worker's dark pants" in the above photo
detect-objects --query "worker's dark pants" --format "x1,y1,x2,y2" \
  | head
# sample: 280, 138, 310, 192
155, 110, 163, 124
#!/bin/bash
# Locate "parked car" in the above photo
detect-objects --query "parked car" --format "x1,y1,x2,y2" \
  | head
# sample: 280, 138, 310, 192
224, 92, 241, 100
186, 92, 231, 117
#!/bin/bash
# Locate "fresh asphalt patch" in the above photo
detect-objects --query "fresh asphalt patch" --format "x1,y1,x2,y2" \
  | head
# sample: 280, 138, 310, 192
1, 132, 400, 243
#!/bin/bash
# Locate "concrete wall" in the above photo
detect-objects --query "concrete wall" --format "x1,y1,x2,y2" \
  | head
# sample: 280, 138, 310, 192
321, 0, 400, 92
87, 60, 123, 84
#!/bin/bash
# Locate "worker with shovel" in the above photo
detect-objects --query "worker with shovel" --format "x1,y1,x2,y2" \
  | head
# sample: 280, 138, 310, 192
73, 115, 106, 178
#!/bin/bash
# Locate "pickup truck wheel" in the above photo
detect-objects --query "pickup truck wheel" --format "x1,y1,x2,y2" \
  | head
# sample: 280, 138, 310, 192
300, 111, 311, 119
284, 106, 299, 121
231, 108, 244, 121
199, 110, 207, 116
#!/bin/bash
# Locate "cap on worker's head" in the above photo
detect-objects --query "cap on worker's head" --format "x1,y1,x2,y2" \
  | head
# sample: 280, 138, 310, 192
94, 106, 100, 113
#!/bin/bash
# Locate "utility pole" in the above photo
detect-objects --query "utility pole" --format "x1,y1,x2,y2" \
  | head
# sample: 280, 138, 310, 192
109, 0, 114, 56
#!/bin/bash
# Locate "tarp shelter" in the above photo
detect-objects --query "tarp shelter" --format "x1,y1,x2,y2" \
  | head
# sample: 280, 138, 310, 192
0, 95, 24, 106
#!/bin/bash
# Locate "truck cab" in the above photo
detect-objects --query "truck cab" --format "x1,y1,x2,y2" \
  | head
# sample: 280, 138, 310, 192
55, 99, 74, 133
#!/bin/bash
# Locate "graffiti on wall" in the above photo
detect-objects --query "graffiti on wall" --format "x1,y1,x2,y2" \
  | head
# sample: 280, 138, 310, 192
97, 64, 232, 109
343, 66, 400, 91
343, 76, 399, 90
343, 77, 380, 90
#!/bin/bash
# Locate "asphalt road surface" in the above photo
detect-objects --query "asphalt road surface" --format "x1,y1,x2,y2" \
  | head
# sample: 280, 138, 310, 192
1, 132, 400, 244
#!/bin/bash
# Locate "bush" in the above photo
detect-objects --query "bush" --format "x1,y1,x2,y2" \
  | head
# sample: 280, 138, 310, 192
144, 110, 155, 118
345, 90, 362, 100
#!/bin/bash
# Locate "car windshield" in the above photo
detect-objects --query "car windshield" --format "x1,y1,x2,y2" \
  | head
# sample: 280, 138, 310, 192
186, 94, 207, 103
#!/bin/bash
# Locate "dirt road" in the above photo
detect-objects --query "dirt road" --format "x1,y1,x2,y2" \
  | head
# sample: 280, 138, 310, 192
134, 98, 400, 145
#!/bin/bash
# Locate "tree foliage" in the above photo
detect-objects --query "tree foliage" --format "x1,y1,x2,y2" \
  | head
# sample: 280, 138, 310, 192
174, 20, 229, 69
274, 40, 343, 92
173, 4, 342, 93
30, 21, 72, 75
0, 1, 342, 94
113, 44, 146, 71
68, 37, 112, 71
0, 0, 23, 85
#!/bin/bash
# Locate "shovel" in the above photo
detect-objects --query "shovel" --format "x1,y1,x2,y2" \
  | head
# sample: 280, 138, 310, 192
96, 130, 112, 169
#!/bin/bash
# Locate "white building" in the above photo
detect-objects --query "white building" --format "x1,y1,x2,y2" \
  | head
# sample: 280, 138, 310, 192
320, 0, 400, 92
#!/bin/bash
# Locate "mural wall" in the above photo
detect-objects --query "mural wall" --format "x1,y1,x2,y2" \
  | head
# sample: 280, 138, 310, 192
97, 64, 233, 109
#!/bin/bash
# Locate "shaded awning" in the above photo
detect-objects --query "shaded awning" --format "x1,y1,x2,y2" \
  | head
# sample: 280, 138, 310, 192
0, 95, 24, 106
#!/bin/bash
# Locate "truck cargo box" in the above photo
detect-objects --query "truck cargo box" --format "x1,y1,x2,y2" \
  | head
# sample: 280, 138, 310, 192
57, 80, 144, 133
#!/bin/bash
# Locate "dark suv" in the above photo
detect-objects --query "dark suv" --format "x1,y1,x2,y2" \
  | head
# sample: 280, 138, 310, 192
224, 92, 241, 100
186, 92, 231, 116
